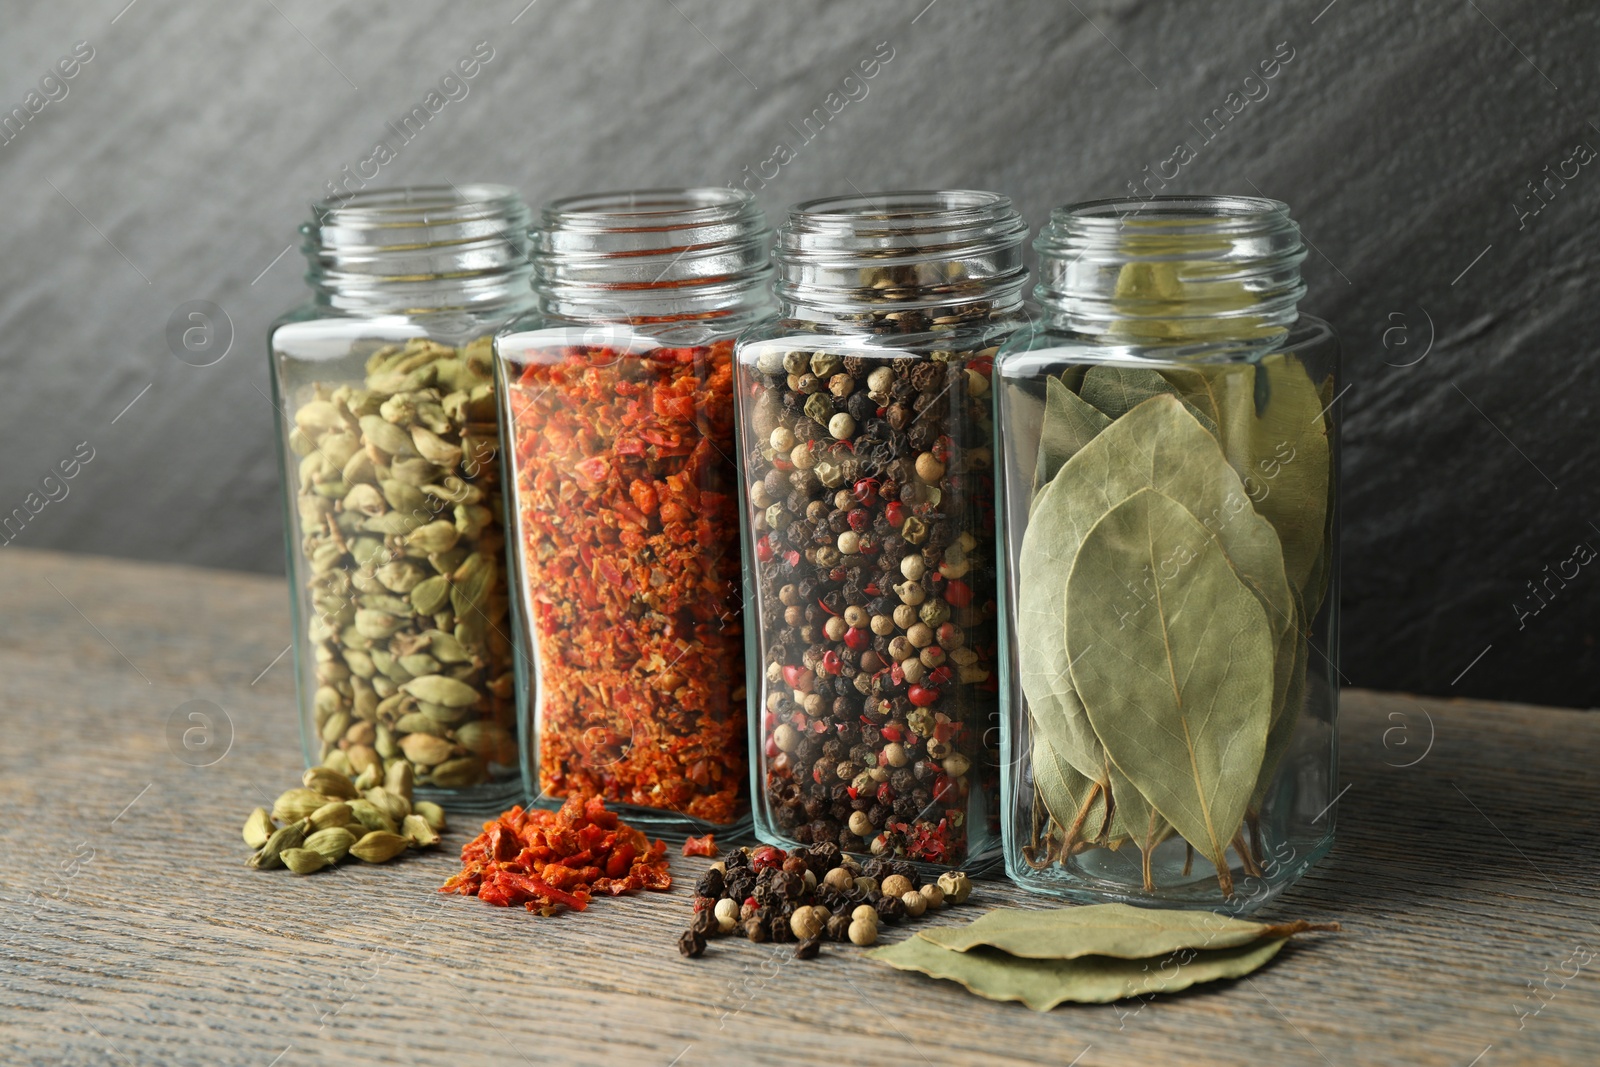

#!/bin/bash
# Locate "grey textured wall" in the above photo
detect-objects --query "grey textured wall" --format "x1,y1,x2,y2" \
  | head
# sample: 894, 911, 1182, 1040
2, 1, 1595, 708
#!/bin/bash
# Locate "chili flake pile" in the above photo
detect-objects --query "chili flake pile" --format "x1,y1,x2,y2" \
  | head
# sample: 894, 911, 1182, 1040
506, 340, 747, 825
440, 794, 671, 914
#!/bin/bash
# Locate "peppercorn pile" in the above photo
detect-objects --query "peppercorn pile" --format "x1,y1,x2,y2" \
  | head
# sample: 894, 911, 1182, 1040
440, 794, 671, 915
506, 340, 746, 825
739, 286, 1009, 865
677, 841, 973, 959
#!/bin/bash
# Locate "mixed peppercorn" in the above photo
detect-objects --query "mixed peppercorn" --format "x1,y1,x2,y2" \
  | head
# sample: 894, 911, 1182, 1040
738, 267, 1012, 865
678, 841, 974, 959
506, 340, 747, 825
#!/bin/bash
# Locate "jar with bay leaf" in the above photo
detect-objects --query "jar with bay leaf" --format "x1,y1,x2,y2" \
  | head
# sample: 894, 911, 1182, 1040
270, 185, 536, 812
994, 196, 1338, 912
737, 191, 1030, 869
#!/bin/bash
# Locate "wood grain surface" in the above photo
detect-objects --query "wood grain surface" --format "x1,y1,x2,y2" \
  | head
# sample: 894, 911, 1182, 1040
0, 548, 1595, 1066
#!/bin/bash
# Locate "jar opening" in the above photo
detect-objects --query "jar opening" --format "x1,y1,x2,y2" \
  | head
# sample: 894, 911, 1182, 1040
533, 186, 771, 327
1034, 194, 1307, 347
774, 189, 1029, 321
303, 184, 533, 313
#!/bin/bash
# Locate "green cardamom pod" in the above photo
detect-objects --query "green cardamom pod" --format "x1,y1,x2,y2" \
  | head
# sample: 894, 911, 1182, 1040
308, 801, 352, 831
401, 674, 479, 709
454, 721, 516, 764
273, 788, 332, 824
398, 732, 456, 766
347, 799, 398, 836
249, 820, 308, 869
281, 847, 331, 875
321, 749, 354, 776
358, 415, 415, 457
353, 761, 383, 793
413, 801, 447, 833
383, 759, 415, 802
406, 520, 461, 556
302, 767, 358, 800
242, 808, 275, 850
349, 830, 410, 864
409, 575, 451, 615
394, 712, 446, 736
428, 756, 487, 789
402, 813, 441, 849
374, 723, 400, 759
364, 786, 411, 823
304, 826, 356, 864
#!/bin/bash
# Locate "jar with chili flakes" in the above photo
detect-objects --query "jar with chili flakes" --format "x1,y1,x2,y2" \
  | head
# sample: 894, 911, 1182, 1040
270, 185, 534, 812
495, 188, 773, 832
735, 190, 1030, 869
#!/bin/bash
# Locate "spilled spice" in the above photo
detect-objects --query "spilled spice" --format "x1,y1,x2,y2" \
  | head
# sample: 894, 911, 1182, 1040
440, 794, 671, 915
682, 832, 719, 858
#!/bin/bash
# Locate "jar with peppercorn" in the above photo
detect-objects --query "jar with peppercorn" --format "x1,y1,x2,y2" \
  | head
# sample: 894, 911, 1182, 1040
735, 190, 1030, 869
495, 188, 773, 833
994, 195, 1339, 912
269, 185, 535, 811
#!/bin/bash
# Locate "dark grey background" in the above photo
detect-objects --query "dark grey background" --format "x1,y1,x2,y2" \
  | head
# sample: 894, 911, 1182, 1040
1, 1, 1594, 708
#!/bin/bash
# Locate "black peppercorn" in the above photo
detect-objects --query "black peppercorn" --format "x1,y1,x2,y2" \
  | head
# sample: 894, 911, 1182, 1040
862, 858, 891, 882
826, 913, 851, 942
875, 894, 906, 924
678, 928, 706, 958
695, 869, 725, 899
743, 916, 769, 943
691, 908, 718, 938
794, 937, 823, 960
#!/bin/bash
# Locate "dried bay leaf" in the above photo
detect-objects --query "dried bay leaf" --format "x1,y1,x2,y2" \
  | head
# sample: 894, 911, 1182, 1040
1032, 375, 1111, 498
1066, 488, 1274, 894
1029, 731, 1108, 857
1173, 354, 1331, 597
1018, 396, 1291, 785
1080, 365, 1218, 435
923, 902, 1337, 960
868, 931, 1290, 1010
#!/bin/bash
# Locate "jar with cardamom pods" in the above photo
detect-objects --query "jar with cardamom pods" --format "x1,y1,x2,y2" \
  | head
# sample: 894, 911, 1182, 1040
270, 185, 534, 812
735, 190, 1030, 869
494, 188, 773, 833
995, 195, 1340, 912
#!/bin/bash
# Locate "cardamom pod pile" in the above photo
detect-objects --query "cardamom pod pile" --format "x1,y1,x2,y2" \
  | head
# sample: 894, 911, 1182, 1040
1015, 354, 1332, 896
286, 336, 517, 791
243, 765, 447, 874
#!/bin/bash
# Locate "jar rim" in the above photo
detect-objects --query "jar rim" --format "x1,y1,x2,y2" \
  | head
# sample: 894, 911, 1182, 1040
1047, 194, 1292, 234
787, 189, 1014, 223
541, 187, 760, 229
310, 183, 525, 225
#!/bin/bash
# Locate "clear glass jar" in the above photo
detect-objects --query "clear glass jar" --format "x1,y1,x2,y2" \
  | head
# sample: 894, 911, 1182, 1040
736, 190, 1030, 869
995, 195, 1339, 912
495, 188, 772, 832
270, 185, 534, 812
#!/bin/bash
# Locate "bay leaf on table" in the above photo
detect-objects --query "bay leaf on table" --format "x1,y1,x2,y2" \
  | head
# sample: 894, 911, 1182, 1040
867, 931, 1290, 1011
1032, 375, 1111, 497
1065, 488, 1275, 893
921, 902, 1337, 960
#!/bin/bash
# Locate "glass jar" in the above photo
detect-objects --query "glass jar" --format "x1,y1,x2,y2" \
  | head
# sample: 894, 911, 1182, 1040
495, 188, 772, 832
735, 190, 1030, 869
995, 195, 1339, 913
270, 184, 535, 812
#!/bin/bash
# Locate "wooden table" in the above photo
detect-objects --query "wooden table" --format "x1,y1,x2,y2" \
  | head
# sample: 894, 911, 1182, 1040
1, 548, 1595, 1066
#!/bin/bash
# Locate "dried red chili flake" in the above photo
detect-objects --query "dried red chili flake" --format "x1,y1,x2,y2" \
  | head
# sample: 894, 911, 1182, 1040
506, 340, 747, 825
440, 794, 672, 915
681, 832, 719, 858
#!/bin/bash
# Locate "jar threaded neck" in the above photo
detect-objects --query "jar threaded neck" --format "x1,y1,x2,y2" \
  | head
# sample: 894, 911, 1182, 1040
773, 190, 1029, 323
303, 184, 533, 313
1034, 195, 1307, 346
533, 187, 771, 327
